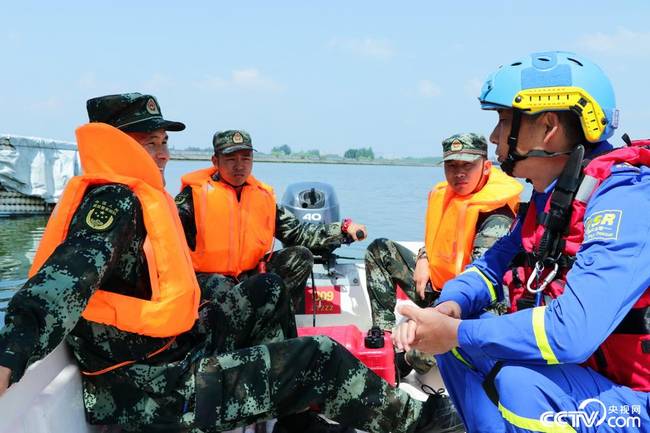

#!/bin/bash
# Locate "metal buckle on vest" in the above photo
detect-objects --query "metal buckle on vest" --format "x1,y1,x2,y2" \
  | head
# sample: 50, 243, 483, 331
526, 261, 559, 294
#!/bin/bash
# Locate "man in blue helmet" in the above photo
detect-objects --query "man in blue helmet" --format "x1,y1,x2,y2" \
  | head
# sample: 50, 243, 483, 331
393, 51, 650, 433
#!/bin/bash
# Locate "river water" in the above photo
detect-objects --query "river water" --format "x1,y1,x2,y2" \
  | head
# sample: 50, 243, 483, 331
0, 160, 528, 318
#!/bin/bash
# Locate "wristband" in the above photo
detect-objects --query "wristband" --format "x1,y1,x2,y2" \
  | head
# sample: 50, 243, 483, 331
341, 218, 353, 234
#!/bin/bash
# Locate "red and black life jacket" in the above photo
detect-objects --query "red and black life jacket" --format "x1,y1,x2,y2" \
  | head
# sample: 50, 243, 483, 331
505, 138, 650, 391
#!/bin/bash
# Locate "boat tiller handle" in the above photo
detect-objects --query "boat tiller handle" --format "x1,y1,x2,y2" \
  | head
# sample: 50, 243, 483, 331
343, 230, 366, 244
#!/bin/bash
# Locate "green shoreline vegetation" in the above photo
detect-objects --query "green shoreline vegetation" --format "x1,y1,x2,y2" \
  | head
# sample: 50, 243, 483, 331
170, 145, 443, 167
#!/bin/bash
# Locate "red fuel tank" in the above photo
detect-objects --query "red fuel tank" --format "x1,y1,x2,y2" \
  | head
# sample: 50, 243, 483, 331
297, 325, 396, 386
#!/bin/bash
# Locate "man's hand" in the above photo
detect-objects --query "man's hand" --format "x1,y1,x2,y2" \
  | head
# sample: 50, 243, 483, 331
345, 222, 367, 241
413, 257, 432, 300
435, 300, 462, 319
392, 304, 461, 354
0, 365, 11, 397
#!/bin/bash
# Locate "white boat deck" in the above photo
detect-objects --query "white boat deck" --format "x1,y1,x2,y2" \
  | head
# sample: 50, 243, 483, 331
0, 345, 100, 433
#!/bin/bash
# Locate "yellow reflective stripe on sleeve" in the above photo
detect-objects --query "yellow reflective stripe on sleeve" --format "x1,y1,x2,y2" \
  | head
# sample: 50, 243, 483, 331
462, 267, 497, 302
532, 306, 559, 365
451, 347, 475, 370
498, 402, 576, 433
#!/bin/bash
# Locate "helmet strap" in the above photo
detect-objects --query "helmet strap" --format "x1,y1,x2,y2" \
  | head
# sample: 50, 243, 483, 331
501, 109, 573, 176
501, 109, 525, 176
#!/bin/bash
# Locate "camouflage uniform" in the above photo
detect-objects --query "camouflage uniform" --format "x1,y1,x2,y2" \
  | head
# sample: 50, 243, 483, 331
177, 129, 352, 310
0, 184, 427, 433
364, 133, 517, 374
176, 182, 348, 309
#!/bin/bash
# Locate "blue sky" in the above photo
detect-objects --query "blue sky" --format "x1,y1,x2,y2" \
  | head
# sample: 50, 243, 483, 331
2, 1, 650, 157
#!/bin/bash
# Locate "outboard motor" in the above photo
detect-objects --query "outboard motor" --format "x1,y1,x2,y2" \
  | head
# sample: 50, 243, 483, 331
281, 181, 344, 271
281, 181, 340, 225
284, 183, 390, 367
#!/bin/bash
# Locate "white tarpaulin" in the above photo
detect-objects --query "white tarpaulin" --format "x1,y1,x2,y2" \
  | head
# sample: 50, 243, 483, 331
0, 135, 79, 203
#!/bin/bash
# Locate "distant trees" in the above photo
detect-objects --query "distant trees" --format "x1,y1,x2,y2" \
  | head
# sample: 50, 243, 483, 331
344, 147, 374, 160
267, 145, 376, 160
270, 145, 321, 159
300, 149, 320, 158
271, 144, 292, 155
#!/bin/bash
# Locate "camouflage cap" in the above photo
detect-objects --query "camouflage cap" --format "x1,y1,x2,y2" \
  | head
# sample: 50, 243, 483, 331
86, 93, 185, 132
213, 130, 256, 155
442, 133, 488, 162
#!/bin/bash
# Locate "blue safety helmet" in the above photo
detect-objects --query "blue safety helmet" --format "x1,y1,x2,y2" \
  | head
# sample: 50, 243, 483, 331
479, 51, 618, 143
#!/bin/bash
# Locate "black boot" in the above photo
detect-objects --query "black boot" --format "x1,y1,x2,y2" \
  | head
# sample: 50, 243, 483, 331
413, 391, 465, 433
272, 411, 356, 433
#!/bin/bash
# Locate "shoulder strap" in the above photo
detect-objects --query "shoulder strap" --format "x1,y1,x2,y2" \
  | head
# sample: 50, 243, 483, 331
536, 144, 584, 264
536, 141, 620, 266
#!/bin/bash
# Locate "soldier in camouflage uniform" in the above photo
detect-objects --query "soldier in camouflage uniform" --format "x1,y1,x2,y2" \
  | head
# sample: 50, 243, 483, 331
0, 94, 461, 433
365, 133, 519, 375
175, 129, 367, 312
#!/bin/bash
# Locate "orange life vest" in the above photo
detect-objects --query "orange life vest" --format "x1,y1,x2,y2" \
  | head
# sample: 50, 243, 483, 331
181, 168, 276, 276
424, 167, 522, 289
29, 123, 200, 338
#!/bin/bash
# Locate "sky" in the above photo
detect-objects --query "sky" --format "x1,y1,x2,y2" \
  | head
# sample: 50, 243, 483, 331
2, 1, 650, 158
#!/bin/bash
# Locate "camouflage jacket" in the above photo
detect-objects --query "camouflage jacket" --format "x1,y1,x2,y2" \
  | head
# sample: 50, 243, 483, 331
175, 179, 348, 255
0, 185, 204, 425
470, 205, 515, 260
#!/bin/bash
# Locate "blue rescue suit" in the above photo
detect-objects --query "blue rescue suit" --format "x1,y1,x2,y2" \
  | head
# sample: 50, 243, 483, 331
435, 148, 650, 432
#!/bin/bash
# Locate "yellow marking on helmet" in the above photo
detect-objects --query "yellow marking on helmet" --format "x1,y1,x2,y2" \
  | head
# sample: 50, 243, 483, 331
512, 86, 607, 143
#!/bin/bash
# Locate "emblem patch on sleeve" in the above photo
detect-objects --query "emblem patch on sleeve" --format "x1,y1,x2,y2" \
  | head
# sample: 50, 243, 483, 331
584, 209, 622, 242
85, 200, 119, 231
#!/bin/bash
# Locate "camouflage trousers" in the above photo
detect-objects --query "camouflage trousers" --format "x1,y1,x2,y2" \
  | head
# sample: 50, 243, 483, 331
264, 245, 313, 310
225, 245, 314, 313
184, 335, 423, 433
364, 238, 437, 374
192, 246, 314, 350
120, 273, 424, 433
109, 273, 296, 432
194, 272, 299, 352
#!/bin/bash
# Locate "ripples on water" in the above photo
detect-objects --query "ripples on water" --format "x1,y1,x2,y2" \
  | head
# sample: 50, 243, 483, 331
0, 216, 48, 320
